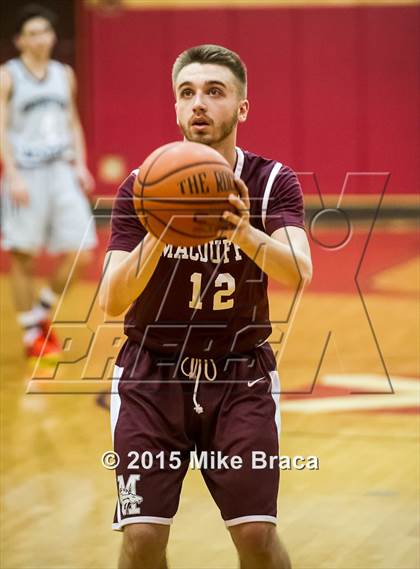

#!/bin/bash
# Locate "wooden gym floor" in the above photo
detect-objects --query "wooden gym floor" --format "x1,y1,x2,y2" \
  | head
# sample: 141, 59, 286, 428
0, 218, 418, 569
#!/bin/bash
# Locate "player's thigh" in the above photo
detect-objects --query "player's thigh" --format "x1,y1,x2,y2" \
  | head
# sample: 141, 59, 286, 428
200, 348, 280, 525
48, 161, 97, 253
111, 347, 193, 530
1, 169, 49, 253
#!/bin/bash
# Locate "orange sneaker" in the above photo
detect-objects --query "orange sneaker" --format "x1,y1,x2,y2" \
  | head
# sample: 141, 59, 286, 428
40, 319, 62, 354
25, 331, 61, 367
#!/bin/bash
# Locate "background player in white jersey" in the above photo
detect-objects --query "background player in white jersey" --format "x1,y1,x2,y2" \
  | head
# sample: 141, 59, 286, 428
0, 4, 97, 362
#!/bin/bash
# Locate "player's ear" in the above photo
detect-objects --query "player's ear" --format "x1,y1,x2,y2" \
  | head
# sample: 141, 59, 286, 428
14, 33, 22, 52
238, 99, 249, 123
174, 102, 180, 125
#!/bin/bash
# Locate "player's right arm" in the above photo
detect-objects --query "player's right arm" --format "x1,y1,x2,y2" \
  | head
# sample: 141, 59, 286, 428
98, 171, 165, 317
0, 65, 29, 206
99, 236, 165, 317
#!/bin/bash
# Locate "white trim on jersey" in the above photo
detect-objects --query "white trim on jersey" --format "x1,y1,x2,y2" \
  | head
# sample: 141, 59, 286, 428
235, 147, 245, 177
261, 162, 283, 232
225, 515, 277, 527
130, 168, 139, 176
110, 365, 124, 444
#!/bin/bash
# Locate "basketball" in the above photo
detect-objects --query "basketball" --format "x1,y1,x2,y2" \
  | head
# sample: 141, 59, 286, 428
133, 141, 237, 246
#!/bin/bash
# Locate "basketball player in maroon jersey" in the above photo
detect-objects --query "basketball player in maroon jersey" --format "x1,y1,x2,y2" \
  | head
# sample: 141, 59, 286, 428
99, 45, 312, 569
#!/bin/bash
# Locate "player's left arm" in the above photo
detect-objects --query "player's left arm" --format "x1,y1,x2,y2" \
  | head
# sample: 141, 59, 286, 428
65, 65, 95, 193
223, 177, 312, 288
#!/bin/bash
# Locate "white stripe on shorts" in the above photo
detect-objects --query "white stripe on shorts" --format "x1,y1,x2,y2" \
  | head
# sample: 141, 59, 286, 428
110, 365, 124, 444
270, 370, 281, 435
110, 364, 124, 529
225, 515, 277, 527
112, 516, 174, 532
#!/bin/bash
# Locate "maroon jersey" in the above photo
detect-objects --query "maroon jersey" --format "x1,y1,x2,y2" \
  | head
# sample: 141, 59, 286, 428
107, 147, 305, 358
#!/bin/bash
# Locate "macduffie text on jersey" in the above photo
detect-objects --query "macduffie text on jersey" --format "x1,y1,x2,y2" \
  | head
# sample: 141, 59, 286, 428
107, 147, 306, 358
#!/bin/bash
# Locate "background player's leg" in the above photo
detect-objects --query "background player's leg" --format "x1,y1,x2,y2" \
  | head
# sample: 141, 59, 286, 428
47, 160, 97, 295
36, 250, 92, 318
29, 250, 93, 355
229, 522, 291, 569
2, 165, 60, 359
43, 159, 97, 316
118, 523, 170, 569
9, 250, 45, 352
10, 250, 35, 312
48, 249, 93, 296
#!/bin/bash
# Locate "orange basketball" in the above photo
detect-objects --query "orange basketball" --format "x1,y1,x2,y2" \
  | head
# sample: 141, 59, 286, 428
133, 141, 237, 247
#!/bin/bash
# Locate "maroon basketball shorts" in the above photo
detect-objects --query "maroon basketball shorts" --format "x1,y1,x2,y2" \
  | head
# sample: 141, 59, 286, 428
110, 340, 281, 531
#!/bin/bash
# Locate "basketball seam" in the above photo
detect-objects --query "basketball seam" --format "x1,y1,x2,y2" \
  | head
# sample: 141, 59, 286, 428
138, 161, 232, 188
138, 142, 182, 233
146, 209, 218, 239
140, 198, 231, 205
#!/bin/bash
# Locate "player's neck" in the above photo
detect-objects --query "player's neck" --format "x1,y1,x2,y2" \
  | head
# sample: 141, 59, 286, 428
20, 53, 50, 78
210, 141, 237, 171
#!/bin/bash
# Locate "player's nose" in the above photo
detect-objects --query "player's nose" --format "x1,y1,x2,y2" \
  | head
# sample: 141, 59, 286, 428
192, 93, 207, 112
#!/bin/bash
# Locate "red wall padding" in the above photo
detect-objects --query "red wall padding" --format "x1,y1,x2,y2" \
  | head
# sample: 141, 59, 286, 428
78, 5, 420, 196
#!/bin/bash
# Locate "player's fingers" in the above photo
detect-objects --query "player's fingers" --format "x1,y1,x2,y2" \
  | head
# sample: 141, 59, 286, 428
12, 190, 29, 207
223, 210, 242, 227
193, 215, 225, 229
217, 225, 234, 239
83, 176, 94, 194
234, 176, 247, 193
87, 173, 96, 193
228, 193, 248, 215
234, 177, 250, 208
78, 169, 95, 194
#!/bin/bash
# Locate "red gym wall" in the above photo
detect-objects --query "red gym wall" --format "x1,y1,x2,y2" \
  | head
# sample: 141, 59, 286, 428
77, 2, 420, 197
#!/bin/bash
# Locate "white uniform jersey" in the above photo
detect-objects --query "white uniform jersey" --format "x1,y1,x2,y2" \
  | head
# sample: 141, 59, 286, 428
6, 58, 74, 168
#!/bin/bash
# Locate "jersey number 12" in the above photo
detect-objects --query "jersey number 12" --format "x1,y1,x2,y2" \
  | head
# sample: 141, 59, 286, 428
189, 272, 235, 310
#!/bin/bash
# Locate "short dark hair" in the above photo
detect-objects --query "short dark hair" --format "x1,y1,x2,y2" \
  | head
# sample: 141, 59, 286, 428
172, 44, 247, 97
15, 3, 57, 36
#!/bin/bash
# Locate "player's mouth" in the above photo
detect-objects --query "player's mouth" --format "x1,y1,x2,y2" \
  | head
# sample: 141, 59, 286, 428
191, 117, 211, 131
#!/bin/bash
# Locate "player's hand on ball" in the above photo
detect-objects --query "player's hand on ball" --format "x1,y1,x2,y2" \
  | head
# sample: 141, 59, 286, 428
220, 176, 251, 242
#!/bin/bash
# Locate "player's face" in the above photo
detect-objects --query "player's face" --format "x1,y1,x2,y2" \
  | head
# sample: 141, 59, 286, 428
16, 17, 56, 59
174, 63, 249, 147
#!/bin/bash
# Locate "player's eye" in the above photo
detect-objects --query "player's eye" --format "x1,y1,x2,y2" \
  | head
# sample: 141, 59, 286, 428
209, 87, 223, 96
180, 89, 193, 98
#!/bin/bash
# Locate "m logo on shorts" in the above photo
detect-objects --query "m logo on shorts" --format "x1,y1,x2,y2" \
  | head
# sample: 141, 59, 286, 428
117, 474, 143, 515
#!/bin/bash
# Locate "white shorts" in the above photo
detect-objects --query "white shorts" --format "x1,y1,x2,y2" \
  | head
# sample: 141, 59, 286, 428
1, 160, 97, 254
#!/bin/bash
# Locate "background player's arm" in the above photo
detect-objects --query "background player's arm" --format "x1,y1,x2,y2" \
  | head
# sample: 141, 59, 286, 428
65, 65, 95, 194
224, 178, 312, 288
98, 234, 165, 317
0, 65, 29, 206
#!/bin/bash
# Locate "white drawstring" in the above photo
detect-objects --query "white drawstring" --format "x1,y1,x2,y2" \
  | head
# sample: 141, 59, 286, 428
181, 357, 217, 414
